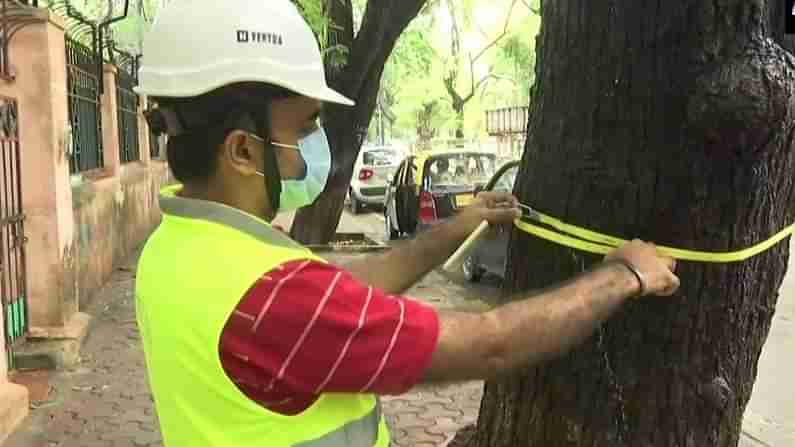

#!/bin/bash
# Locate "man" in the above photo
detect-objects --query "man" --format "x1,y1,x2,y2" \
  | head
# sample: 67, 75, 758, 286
431, 157, 454, 186
134, 1, 680, 446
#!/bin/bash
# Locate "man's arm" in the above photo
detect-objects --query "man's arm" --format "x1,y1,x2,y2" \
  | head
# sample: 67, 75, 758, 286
346, 191, 520, 294
422, 241, 680, 383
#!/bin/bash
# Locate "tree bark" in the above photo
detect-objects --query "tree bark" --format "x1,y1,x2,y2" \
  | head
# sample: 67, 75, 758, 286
290, 0, 427, 244
471, 1, 795, 446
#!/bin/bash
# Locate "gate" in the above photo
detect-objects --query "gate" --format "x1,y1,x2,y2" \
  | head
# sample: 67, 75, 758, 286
117, 68, 139, 163
66, 36, 103, 173
0, 96, 27, 370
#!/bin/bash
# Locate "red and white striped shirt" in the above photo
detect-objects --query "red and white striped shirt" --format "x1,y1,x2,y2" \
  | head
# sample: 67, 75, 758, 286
219, 260, 440, 416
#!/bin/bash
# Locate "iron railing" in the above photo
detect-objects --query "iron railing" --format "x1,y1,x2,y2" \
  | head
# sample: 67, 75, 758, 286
66, 36, 103, 173
116, 68, 139, 163
486, 106, 529, 136
0, 96, 28, 370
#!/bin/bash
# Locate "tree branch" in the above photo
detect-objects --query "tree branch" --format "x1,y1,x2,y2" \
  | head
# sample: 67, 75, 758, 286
469, 53, 475, 102
519, 0, 540, 15
342, 0, 426, 97
444, 72, 463, 105
471, 0, 518, 63
463, 70, 496, 105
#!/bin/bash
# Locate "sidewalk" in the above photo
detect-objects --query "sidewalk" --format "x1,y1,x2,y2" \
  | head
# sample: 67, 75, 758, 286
741, 244, 795, 446
3, 250, 493, 447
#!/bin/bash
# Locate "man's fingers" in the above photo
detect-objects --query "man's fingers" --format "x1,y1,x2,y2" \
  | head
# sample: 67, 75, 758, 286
655, 273, 680, 297
483, 206, 522, 225
662, 256, 676, 272
476, 192, 520, 212
665, 274, 681, 296
477, 191, 516, 204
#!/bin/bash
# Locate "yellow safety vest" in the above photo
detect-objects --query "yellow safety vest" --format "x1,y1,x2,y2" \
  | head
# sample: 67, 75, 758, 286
135, 186, 390, 446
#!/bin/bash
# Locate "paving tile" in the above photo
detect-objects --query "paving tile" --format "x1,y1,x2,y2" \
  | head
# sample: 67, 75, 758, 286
4, 251, 485, 447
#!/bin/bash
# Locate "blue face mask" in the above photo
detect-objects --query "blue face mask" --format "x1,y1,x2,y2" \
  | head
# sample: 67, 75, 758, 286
256, 128, 332, 212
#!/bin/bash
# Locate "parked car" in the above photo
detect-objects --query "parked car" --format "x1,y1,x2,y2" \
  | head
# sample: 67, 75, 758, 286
463, 160, 520, 282
349, 146, 403, 214
384, 150, 498, 240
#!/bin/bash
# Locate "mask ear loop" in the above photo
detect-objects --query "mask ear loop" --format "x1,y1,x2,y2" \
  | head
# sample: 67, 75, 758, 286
249, 106, 283, 214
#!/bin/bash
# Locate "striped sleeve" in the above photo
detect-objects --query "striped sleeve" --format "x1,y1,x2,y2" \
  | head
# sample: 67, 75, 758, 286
219, 260, 440, 415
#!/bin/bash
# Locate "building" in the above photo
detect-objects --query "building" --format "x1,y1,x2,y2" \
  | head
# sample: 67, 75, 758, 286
485, 106, 529, 160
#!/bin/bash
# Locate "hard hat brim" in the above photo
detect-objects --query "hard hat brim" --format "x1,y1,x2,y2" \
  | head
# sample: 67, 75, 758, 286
136, 80, 355, 107
311, 86, 355, 106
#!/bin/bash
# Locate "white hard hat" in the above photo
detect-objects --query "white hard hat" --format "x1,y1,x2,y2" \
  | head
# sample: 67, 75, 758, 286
135, 0, 354, 106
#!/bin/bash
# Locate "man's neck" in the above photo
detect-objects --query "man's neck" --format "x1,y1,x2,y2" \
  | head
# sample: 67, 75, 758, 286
178, 183, 275, 222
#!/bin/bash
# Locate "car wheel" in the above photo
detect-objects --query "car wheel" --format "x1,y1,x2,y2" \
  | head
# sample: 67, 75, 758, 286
463, 255, 485, 283
350, 193, 361, 215
385, 212, 399, 240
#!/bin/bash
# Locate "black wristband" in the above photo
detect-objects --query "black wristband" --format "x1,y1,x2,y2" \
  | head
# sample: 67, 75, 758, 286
613, 260, 646, 297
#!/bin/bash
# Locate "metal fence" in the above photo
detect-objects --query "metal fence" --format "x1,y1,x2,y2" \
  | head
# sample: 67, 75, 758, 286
66, 36, 104, 173
116, 68, 139, 163
0, 96, 28, 370
486, 106, 529, 136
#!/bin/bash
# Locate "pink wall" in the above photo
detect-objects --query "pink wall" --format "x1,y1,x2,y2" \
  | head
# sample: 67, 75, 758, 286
0, 9, 172, 346
0, 300, 29, 445
0, 6, 176, 440
72, 162, 171, 310
0, 10, 75, 328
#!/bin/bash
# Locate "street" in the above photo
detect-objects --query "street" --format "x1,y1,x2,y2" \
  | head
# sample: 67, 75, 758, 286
4, 207, 794, 446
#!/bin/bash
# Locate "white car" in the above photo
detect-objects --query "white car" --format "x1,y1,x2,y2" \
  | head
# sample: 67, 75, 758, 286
349, 146, 402, 214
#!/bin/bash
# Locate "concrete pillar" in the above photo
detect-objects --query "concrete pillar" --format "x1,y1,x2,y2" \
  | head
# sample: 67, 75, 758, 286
101, 64, 121, 175
0, 295, 29, 444
0, 10, 75, 328
0, 9, 90, 370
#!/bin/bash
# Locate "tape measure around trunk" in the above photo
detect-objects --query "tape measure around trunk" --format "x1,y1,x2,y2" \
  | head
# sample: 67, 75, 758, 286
514, 211, 795, 263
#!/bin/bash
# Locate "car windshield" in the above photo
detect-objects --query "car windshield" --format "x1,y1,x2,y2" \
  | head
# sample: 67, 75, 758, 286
426, 153, 497, 190
363, 149, 400, 167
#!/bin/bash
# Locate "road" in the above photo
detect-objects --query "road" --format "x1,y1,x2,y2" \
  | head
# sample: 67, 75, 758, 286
273, 205, 389, 245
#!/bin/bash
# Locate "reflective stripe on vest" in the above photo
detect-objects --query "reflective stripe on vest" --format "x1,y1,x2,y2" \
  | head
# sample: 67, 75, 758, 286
296, 402, 381, 447
136, 186, 390, 447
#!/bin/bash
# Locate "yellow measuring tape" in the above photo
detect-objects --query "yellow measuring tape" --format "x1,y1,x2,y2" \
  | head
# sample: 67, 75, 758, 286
514, 209, 795, 263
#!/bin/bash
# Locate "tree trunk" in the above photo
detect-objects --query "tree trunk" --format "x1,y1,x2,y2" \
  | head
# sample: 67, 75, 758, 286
471, 1, 795, 446
290, 0, 427, 244
454, 102, 465, 140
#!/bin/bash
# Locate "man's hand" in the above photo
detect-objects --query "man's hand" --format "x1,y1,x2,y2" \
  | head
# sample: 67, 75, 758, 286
605, 239, 680, 297
424, 238, 680, 384
455, 191, 522, 238
345, 191, 520, 295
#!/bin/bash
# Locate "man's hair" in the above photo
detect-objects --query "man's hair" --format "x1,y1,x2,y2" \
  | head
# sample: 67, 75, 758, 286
147, 83, 297, 184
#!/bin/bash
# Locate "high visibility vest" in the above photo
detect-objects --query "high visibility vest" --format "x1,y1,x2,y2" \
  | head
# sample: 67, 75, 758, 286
135, 186, 390, 446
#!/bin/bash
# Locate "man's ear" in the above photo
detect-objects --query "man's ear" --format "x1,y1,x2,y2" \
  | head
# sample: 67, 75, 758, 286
221, 130, 261, 176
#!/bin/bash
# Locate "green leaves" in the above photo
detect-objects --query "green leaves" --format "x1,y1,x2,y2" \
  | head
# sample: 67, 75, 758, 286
291, 0, 356, 72
384, 0, 540, 140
